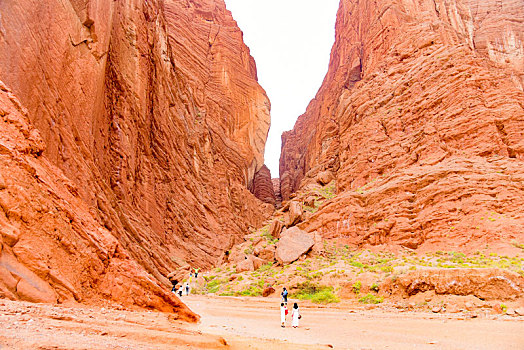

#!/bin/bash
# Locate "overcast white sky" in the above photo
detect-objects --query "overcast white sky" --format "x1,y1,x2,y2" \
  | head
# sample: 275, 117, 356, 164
224, 0, 340, 177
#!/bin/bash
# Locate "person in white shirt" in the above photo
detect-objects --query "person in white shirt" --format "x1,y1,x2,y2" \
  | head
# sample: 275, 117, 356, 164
280, 302, 288, 328
291, 302, 301, 328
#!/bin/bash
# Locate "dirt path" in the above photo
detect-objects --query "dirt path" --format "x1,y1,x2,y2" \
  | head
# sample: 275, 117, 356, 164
184, 295, 524, 350
0, 297, 522, 349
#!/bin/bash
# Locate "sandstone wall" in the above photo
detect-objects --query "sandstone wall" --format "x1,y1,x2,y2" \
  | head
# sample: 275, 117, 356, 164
281, 0, 524, 252
0, 0, 272, 302
250, 165, 276, 206
0, 82, 197, 319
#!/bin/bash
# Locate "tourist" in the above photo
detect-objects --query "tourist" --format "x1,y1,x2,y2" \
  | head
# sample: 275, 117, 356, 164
171, 279, 178, 293
178, 285, 183, 297
280, 302, 287, 328
194, 268, 200, 278
291, 302, 301, 328
281, 287, 288, 305
184, 282, 190, 296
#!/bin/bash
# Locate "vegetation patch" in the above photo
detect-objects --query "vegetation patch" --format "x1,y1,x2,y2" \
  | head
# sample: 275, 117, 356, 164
352, 281, 362, 294
238, 284, 263, 297
291, 282, 340, 304
206, 278, 227, 294
358, 293, 384, 304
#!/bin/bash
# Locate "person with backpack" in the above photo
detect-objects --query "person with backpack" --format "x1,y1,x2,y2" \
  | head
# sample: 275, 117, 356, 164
281, 287, 288, 305
280, 302, 288, 328
291, 302, 301, 328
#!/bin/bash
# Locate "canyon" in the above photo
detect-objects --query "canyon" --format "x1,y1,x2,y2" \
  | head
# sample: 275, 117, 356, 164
0, 0, 523, 337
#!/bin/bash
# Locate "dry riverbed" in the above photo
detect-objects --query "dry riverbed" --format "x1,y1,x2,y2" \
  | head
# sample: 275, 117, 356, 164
0, 296, 523, 349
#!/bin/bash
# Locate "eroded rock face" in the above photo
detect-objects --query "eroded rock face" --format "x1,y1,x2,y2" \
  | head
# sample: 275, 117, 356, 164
251, 165, 276, 206
0, 83, 197, 320
280, 0, 524, 251
284, 201, 303, 227
268, 219, 284, 239
0, 0, 272, 298
272, 178, 283, 208
380, 269, 524, 301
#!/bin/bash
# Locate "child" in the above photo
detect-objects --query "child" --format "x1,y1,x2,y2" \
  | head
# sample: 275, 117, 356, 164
280, 302, 288, 328
291, 302, 300, 328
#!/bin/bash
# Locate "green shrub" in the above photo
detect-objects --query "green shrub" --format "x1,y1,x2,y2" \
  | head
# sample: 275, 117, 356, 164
381, 266, 394, 273
258, 262, 274, 272
310, 289, 340, 304
501, 304, 508, 313
204, 275, 216, 282
207, 278, 226, 294
370, 283, 379, 292
291, 282, 340, 304
358, 293, 384, 304
349, 260, 364, 269
352, 281, 362, 294
240, 285, 263, 297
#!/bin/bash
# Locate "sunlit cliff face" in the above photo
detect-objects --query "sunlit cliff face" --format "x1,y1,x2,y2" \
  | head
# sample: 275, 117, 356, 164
279, 0, 524, 251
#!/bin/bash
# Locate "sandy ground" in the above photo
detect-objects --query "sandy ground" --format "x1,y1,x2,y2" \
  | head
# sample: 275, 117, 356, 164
0, 296, 523, 349
184, 295, 524, 349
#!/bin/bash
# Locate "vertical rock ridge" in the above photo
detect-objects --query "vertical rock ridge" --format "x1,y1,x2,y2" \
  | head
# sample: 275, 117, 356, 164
250, 165, 276, 206
280, 0, 524, 251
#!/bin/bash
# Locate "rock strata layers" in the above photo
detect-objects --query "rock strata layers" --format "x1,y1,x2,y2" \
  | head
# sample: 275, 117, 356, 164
0, 0, 272, 309
280, 0, 524, 252
250, 165, 277, 205
0, 82, 196, 320
381, 269, 524, 301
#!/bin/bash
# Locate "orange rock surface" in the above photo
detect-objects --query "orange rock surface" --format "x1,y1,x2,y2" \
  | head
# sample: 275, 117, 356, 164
0, 0, 272, 309
280, 0, 524, 252
380, 268, 524, 301
250, 165, 276, 206
0, 82, 197, 319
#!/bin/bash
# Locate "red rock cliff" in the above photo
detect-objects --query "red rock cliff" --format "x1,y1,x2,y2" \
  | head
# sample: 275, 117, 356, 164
0, 0, 272, 306
250, 165, 276, 206
0, 82, 197, 319
280, 0, 524, 251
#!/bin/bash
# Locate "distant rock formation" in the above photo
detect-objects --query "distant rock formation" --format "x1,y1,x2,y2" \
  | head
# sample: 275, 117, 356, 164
280, 0, 524, 252
250, 165, 276, 206
272, 178, 283, 208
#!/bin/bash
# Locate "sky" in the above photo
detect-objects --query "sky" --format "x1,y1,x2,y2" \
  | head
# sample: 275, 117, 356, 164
224, 0, 340, 177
